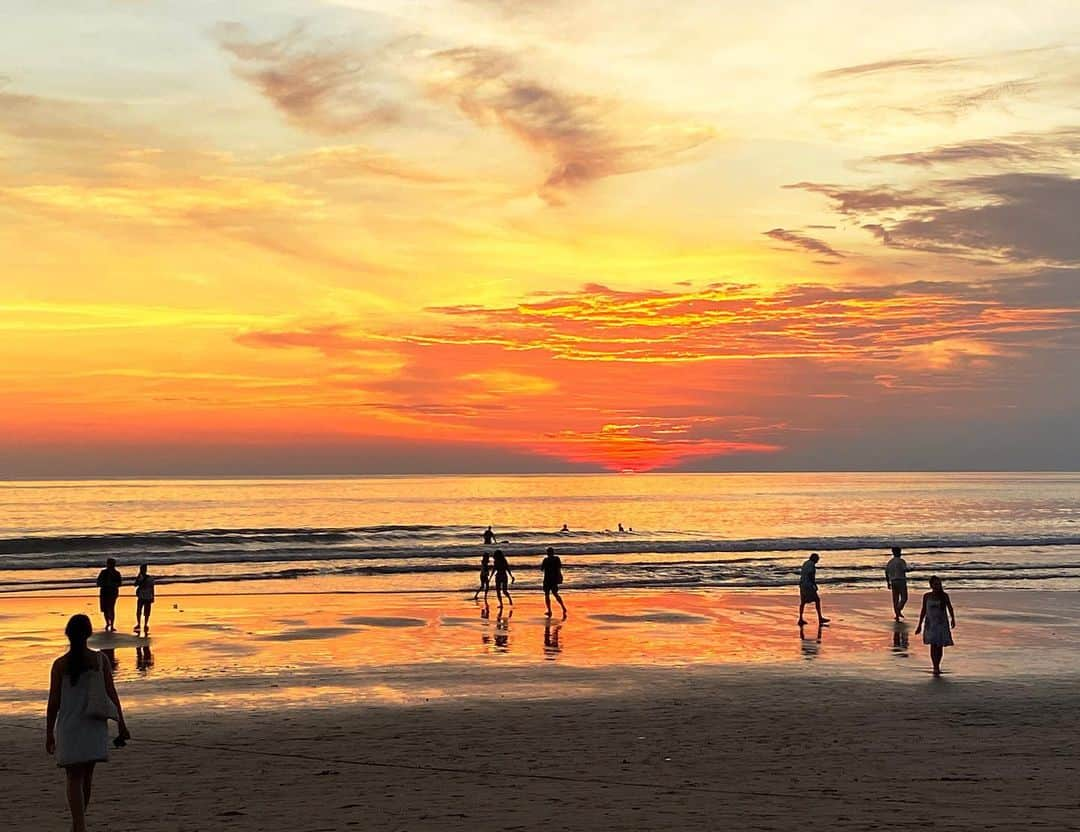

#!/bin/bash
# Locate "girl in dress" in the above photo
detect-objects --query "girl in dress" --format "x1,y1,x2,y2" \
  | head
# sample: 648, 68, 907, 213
915, 576, 956, 676
46, 614, 130, 832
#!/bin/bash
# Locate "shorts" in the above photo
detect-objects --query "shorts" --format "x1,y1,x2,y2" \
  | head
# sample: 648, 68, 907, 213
99, 593, 118, 612
800, 586, 819, 603
543, 581, 561, 593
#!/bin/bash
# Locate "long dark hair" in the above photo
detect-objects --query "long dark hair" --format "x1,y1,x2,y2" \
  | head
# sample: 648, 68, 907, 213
493, 549, 507, 569
929, 575, 947, 602
64, 614, 93, 684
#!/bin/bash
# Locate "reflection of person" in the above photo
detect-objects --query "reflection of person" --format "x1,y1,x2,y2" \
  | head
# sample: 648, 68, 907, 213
133, 564, 155, 636
544, 619, 562, 658
541, 547, 567, 617
915, 576, 956, 676
885, 547, 911, 622
492, 549, 515, 607
46, 614, 130, 832
799, 622, 822, 659
136, 644, 154, 673
95, 559, 122, 633
483, 526, 496, 546
494, 609, 512, 650
797, 553, 829, 626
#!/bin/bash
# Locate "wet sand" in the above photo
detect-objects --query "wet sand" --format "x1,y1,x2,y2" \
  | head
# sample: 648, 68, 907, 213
2, 587, 1079, 829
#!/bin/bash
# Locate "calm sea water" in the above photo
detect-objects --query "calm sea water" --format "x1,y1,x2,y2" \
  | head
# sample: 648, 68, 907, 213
1, 473, 1078, 594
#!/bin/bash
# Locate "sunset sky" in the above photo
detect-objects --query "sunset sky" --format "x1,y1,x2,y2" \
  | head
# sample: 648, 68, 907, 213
2, 0, 1078, 475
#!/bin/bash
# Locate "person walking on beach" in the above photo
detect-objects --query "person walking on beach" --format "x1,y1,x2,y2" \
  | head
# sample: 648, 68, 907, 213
492, 549, 515, 607
95, 558, 122, 633
798, 553, 829, 626
483, 526, 496, 546
541, 547, 567, 617
915, 575, 956, 676
133, 563, 155, 636
885, 546, 911, 622
473, 552, 492, 601
46, 614, 131, 832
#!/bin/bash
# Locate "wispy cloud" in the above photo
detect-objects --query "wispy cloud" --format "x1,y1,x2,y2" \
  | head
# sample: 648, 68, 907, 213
429, 46, 715, 202
214, 22, 399, 134
273, 144, 454, 184
763, 228, 843, 261
866, 127, 1080, 168
812, 45, 1075, 127
794, 174, 1080, 266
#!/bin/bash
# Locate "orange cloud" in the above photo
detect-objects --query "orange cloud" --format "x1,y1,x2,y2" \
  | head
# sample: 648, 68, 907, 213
233, 274, 1078, 471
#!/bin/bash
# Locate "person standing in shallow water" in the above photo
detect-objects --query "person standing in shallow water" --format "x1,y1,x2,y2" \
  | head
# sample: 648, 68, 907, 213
798, 553, 830, 626
473, 552, 492, 601
541, 547, 567, 618
483, 526, 496, 546
915, 575, 956, 676
95, 558, 122, 633
46, 614, 130, 832
491, 549, 515, 607
885, 546, 911, 622
133, 563, 155, 636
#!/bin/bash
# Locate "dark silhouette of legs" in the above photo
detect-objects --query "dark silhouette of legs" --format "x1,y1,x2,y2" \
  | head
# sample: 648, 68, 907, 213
930, 644, 943, 675
65, 762, 94, 832
551, 588, 567, 616
892, 584, 908, 621
798, 601, 807, 625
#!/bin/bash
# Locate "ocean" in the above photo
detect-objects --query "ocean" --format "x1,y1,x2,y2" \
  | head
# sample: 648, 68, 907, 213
2, 472, 1079, 596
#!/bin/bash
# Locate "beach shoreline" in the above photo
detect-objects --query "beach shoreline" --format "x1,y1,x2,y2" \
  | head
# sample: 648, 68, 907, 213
4, 586, 1080, 829
3, 667, 1078, 830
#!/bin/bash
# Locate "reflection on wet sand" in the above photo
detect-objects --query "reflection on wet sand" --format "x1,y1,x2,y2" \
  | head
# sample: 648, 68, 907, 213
799, 623, 823, 660
2, 588, 1077, 715
544, 620, 563, 659
101, 647, 118, 672
494, 610, 512, 652
891, 623, 910, 658
136, 644, 155, 674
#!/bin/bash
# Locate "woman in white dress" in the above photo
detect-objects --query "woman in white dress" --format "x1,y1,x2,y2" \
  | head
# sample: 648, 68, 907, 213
46, 614, 130, 832
915, 576, 956, 676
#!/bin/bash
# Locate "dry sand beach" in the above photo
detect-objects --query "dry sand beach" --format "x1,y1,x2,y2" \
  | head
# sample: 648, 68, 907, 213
2, 587, 1079, 830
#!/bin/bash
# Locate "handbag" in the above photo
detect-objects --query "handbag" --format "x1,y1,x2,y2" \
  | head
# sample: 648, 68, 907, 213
83, 656, 118, 722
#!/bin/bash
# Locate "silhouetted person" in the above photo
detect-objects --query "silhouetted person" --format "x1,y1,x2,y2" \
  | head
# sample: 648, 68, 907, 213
915, 575, 955, 676
473, 552, 492, 601
483, 526, 496, 546
492, 549, 514, 607
885, 546, 911, 622
541, 547, 567, 617
618, 523, 625, 533
95, 559, 122, 633
46, 614, 130, 832
133, 563, 155, 636
560, 523, 569, 533
798, 553, 829, 626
